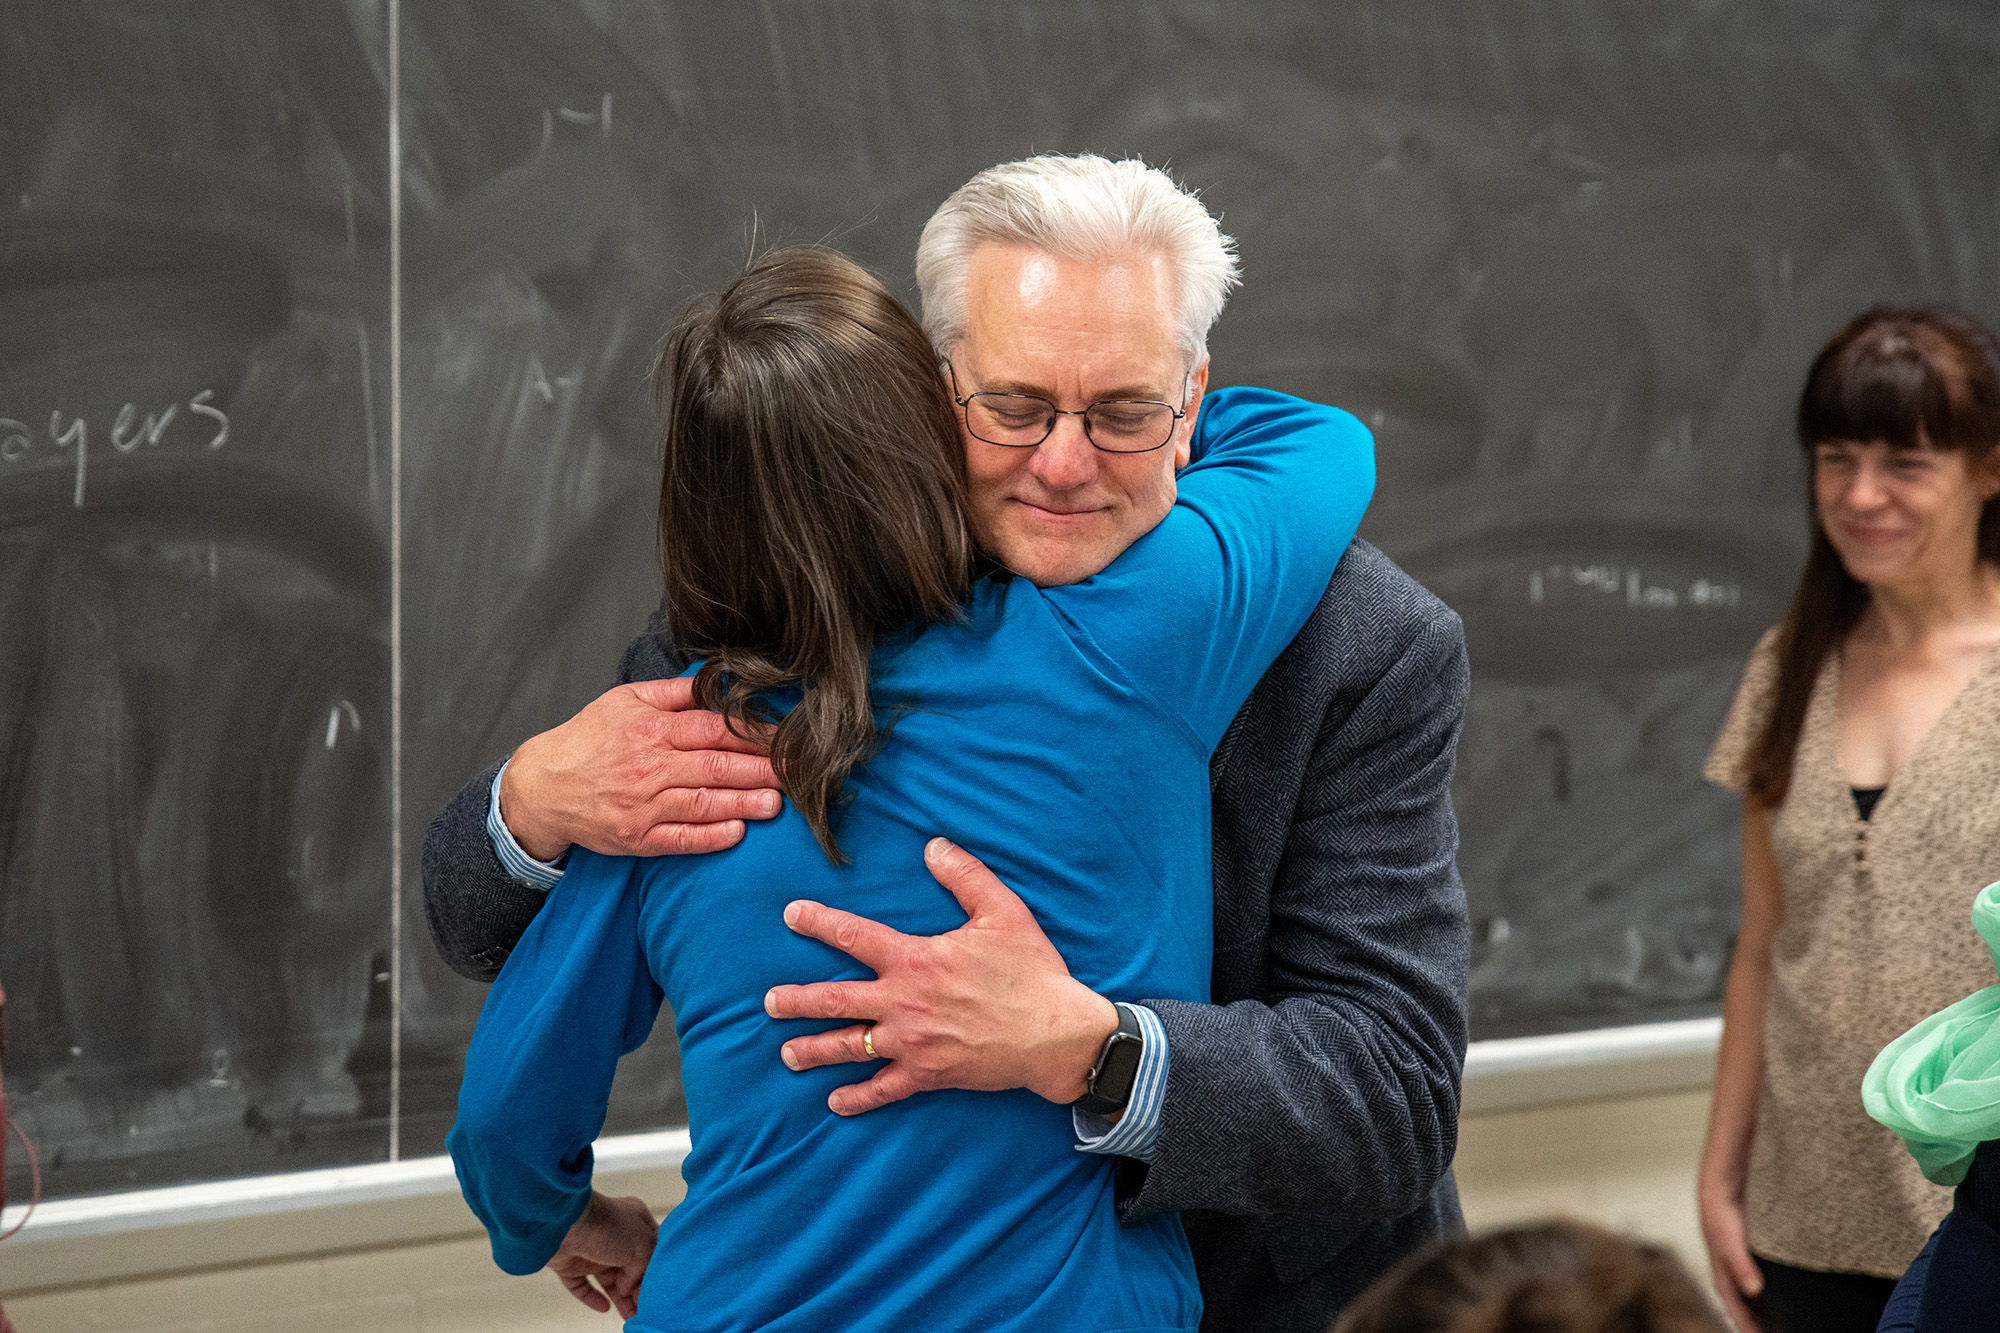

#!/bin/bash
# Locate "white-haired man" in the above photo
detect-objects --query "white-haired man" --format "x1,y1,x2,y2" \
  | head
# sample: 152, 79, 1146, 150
425, 155, 1470, 1333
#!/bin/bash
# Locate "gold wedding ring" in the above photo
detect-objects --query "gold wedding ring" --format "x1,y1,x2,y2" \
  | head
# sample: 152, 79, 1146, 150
862, 1026, 878, 1059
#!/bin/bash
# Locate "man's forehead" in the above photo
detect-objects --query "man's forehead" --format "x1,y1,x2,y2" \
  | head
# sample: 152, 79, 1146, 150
962, 246, 1177, 324
955, 242, 1188, 400
969, 367, 1180, 401
1009, 248, 1069, 302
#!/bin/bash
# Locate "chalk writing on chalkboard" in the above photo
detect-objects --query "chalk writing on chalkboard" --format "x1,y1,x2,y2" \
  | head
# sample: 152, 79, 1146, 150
1, 392, 231, 507
1527, 564, 1744, 612
540, 93, 614, 151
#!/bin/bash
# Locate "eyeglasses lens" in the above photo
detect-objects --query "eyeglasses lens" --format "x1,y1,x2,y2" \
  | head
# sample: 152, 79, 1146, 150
1083, 403, 1175, 451
965, 394, 1055, 446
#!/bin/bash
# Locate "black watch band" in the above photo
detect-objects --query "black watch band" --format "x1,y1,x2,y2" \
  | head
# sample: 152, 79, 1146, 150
1071, 1004, 1144, 1118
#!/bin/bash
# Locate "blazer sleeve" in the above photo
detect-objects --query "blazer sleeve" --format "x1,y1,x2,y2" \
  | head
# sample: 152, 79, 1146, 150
1124, 604, 1471, 1219
421, 616, 686, 983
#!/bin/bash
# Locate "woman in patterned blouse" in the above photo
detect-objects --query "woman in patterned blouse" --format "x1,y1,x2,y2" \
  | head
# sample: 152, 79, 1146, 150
1698, 306, 2000, 1333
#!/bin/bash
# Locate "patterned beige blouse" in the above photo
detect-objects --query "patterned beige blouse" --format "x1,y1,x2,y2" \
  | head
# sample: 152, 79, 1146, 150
1705, 627, 2000, 1276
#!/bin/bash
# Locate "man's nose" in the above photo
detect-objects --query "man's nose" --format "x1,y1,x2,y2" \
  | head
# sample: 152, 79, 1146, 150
1027, 414, 1098, 489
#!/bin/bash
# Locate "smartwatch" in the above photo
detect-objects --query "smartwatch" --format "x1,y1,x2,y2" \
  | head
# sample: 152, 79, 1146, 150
1072, 1003, 1144, 1118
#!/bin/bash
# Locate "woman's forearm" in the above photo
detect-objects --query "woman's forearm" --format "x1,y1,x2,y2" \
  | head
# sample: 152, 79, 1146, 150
1701, 799, 1783, 1197
1702, 938, 1771, 1193
447, 856, 665, 1275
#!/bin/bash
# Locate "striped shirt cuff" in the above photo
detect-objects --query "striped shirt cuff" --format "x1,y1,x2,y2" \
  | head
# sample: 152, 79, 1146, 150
1073, 1003, 1168, 1163
488, 761, 566, 892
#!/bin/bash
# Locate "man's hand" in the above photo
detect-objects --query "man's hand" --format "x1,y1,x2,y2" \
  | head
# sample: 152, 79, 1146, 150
547, 1190, 658, 1318
763, 838, 1119, 1115
501, 677, 781, 862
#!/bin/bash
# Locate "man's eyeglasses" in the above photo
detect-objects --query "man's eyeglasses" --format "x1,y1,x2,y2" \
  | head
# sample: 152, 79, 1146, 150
948, 364, 1189, 454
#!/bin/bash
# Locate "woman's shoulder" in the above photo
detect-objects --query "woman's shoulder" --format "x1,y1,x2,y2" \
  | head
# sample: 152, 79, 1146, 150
1703, 625, 1787, 791
885, 574, 1056, 667
1741, 624, 1785, 693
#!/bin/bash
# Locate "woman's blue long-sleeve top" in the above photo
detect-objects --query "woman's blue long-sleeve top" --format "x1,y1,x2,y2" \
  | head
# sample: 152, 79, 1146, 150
448, 387, 1375, 1333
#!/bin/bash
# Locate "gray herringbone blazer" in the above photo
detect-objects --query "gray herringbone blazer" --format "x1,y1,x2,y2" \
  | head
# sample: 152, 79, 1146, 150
423, 538, 1471, 1333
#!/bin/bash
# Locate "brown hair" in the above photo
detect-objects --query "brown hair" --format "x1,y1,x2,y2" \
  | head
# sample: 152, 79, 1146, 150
653, 246, 974, 862
1745, 304, 2000, 807
1331, 1221, 1724, 1333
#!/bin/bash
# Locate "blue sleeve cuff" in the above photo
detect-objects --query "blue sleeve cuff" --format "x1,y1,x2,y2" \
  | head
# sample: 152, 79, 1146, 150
489, 760, 567, 892
1073, 1003, 1168, 1163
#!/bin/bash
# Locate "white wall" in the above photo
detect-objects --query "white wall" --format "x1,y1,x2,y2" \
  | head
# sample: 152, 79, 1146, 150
0, 1085, 1714, 1333
1455, 1087, 1710, 1273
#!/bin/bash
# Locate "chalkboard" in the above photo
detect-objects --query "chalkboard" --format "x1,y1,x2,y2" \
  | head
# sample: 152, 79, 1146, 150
3, 0, 1997, 1201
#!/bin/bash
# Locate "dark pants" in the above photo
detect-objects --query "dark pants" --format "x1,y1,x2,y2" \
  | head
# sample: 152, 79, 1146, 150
1751, 1254, 1897, 1333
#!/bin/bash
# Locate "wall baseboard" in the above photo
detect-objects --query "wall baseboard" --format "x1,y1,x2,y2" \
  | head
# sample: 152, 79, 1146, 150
0, 1132, 688, 1292
1462, 1017, 1719, 1113
3, 1018, 1721, 1293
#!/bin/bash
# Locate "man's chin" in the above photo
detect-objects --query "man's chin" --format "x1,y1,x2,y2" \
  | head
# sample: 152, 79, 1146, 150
990, 534, 1127, 588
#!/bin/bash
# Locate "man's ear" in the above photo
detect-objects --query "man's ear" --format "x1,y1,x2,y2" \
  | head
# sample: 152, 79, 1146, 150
1173, 356, 1210, 471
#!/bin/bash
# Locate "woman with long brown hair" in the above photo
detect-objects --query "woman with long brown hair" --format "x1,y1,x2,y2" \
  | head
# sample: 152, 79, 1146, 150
445, 244, 1373, 1332
1698, 305, 2000, 1333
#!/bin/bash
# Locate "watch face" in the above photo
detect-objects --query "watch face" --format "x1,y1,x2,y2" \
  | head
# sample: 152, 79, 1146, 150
1093, 1032, 1144, 1107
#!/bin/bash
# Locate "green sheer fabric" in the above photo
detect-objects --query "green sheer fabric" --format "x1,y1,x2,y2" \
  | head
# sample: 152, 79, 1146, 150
1863, 881, 2000, 1187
